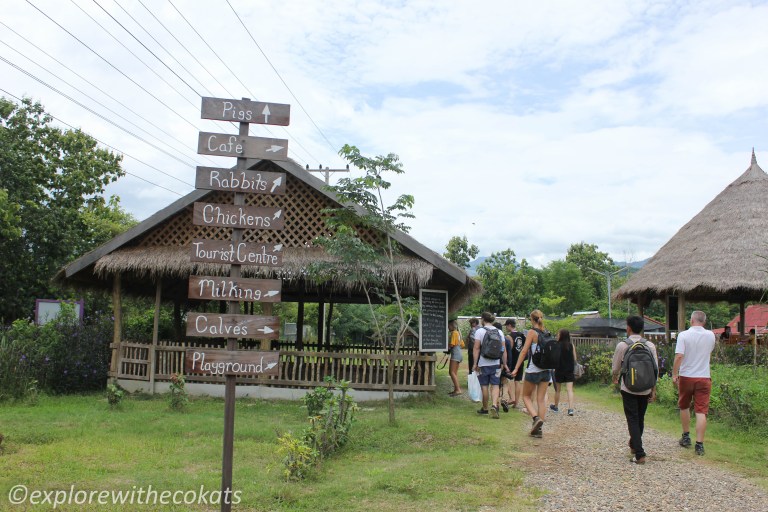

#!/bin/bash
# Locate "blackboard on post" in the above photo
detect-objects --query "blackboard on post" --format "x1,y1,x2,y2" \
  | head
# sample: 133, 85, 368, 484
419, 289, 448, 352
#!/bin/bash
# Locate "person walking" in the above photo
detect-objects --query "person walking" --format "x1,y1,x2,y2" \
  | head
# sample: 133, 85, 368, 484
612, 315, 658, 464
511, 310, 551, 438
466, 317, 480, 376
672, 310, 716, 456
447, 319, 464, 396
472, 312, 507, 419
550, 329, 577, 416
504, 318, 525, 410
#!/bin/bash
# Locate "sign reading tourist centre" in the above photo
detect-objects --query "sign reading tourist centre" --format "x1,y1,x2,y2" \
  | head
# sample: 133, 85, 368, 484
190, 239, 283, 267
186, 349, 280, 377
201, 97, 290, 126
198, 132, 289, 161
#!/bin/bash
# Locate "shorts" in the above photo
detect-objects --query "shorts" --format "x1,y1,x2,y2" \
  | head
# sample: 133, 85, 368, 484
478, 365, 501, 386
677, 376, 712, 414
449, 344, 463, 363
555, 370, 574, 383
524, 370, 551, 384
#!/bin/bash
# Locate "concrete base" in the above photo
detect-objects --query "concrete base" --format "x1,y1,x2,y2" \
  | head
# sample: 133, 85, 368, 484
117, 379, 421, 402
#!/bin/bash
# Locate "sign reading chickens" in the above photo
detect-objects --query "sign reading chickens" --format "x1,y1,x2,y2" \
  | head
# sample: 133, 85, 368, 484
185, 349, 280, 377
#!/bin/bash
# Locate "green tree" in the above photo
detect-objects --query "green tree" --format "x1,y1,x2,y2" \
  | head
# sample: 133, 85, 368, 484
474, 249, 541, 316
540, 260, 594, 315
565, 242, 617, 302
443, 235, 478, 269
0, 97, 132, 322
313, 144, 415, 425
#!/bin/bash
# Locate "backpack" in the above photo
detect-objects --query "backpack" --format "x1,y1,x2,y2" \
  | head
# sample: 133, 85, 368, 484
620, 338, 659, 392
480, 327, 503, 360
531, 328, 560, 369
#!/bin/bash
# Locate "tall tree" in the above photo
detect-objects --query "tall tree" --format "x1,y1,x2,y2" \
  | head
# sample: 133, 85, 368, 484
443, 235, 479, 269
313, 145, 414, 425
0, 97, 131, 322
540, 260, 594, 315
475, 249, 541, 316
565, 242, 617, 305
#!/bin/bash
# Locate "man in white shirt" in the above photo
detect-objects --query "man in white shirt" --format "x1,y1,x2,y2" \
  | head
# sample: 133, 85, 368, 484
672, 310, 716, 456
472, 312, 508, 419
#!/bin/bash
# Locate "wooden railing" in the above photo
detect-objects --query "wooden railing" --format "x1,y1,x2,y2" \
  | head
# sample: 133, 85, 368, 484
111, 339, 436, 391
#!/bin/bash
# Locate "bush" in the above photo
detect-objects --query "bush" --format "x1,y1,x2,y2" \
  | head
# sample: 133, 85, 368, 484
302, 376, 336, 416
0, 327, 41, 401
168, 373, 189, 411
106, 382, 125, 408
709, 365, 768, 432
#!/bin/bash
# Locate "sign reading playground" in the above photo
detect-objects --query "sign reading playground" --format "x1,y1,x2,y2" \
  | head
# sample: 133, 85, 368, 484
185, 349, 280, 376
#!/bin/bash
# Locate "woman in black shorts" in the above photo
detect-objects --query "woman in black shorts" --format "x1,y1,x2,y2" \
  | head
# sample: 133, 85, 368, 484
550, 329, 577, 416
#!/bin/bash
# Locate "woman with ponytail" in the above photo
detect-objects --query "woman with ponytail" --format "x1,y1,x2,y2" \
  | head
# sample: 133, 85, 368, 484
511, 309, 551, 438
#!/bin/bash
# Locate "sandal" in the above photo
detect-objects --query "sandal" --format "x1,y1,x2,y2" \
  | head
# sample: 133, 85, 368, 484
448, 391, 462, 397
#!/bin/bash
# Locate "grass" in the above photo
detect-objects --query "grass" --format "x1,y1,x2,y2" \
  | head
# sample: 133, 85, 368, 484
1, 369, 766, 511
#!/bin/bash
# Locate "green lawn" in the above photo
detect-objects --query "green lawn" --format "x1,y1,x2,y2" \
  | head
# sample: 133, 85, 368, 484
1, 374, 765, 511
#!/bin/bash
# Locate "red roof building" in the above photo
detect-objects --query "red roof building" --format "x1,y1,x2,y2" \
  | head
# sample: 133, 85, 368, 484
712, 304, 768, 336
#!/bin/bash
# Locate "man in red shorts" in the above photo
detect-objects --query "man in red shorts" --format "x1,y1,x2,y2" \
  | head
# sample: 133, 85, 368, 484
672, 310, 716, 456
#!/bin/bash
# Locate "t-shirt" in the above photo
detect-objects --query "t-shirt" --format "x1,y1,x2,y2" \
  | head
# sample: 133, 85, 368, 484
474, 325, 505, 367
509, 330, 525, 364
557, 342, 575, 374
675, 326, 716, 378
611, 335, 658, 395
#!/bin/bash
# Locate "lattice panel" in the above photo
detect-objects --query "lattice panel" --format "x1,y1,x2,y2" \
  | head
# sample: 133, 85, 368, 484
137, 168, 382, 248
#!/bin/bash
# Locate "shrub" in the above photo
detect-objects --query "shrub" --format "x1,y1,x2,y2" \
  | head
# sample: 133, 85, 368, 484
302, 376, 336, 416
168, 373, 189, 411
0, 327, 40, 401
106, 382, 125, 408
584, 350, 614, 384
654, 374, 677, 406
276, 432, 318, 481
709, 365, 768, 432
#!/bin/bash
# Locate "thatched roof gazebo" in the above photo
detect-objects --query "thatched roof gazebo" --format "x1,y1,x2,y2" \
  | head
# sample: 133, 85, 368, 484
616, 150, 768, 335
56, 157, 481, 398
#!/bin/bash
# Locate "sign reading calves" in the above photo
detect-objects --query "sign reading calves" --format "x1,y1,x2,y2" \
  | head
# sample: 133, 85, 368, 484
186, 313, 280, 338
186, 349, 280, 376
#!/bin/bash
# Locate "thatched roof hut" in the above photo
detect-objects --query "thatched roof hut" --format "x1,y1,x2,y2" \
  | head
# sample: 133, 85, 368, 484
615, 150, 768, 333
58, 157, 480, 311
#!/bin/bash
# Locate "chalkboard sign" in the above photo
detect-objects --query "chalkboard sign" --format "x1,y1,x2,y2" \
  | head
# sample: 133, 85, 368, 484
419, 289, 448, 352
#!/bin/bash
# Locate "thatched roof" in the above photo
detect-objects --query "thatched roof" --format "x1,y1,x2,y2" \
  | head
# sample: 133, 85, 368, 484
58, 158, 481, 311
616, 151, 768, 303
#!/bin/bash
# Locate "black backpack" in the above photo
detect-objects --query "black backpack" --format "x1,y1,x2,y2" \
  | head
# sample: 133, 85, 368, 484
531, 328, 560, 369
480, 327, 503, 360
620, 338, 658, 392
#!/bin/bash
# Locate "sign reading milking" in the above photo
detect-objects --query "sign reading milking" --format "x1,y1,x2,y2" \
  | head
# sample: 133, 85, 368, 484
197, 132, 289, 161
192, 202, 285, 230
188, 276, 282, 302
186, 349, 280, 376
190, 239, 284, 267
200, 97, 290, 126
195, 166, 286, 195
186, 313, 280, 339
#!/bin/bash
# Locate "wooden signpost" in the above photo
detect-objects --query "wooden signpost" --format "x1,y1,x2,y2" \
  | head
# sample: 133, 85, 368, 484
191, 95, 290, 512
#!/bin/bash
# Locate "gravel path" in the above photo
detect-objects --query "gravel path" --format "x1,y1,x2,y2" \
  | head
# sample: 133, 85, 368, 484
516, 399, 768, 512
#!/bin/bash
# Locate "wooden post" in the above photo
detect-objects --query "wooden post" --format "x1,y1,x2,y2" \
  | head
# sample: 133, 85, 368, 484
677, 294, 687, 334
739, 301, 746, 335
637, 294, 645, 319
297, 300, 305, 350
326, 302, 334, 350
317, 300, 325, 347
261, 302, 273, 350
110, 274, 122, 378
150, 280, 162, 394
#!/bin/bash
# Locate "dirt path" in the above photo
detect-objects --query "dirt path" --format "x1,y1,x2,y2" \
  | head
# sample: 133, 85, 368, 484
516, 399, 768, 511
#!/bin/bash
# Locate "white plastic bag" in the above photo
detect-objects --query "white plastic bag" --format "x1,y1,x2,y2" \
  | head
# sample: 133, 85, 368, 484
467, 372, 481, 402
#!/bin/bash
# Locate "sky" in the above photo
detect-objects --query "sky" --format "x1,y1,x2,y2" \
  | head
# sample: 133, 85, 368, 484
3, 0, 768, 268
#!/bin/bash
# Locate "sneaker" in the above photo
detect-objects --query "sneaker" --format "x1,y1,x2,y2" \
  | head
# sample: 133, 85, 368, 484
490, 406, 500, 419
679, 434, 692, 448
530, 427, 543, 438
628, 439, 636, 454
500, 399, 509, 413
695, 443, 705, 456
549, 404, 559, 412
631, 455, 646, 464
567, 409, 574, 416
477, 409, 489, 415
530, 417, 544, 435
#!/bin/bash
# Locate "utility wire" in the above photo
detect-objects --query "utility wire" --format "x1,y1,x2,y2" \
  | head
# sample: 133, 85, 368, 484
70, 0, 197, 109
91, 0, 201, 98
225, 0, 339, 154
0, 39, 201, 168
0, 19, 214, 165
0, 87, 190, 196
0, 54, 195, 179
26, 0, 200, 131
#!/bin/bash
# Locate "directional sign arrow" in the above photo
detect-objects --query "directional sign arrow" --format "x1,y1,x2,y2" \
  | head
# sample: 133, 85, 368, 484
262, 105, 271, 124
258, 326, 275, 334
273, 210, 282, 219
273, 244, 283, 252
270, 176, 282, 193
264, 290, 280, 298
265, 362, 278, 371
265, 145, 284, 153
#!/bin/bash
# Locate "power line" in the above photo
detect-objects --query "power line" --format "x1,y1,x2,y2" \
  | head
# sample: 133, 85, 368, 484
90, 0, 201, 98
225, 0, 339, 154
0, 19, 214, 166
26, 0, 200, 131
0, 39, 201, 168
0, 53, 196, 178
69, 0, 198, 109
0, 87, 190, 196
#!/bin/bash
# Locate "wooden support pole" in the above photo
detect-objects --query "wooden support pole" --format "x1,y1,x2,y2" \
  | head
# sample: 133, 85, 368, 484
317, 300, 325, 346
297, 300, 305, 350
326, 302, 334, 350
739, 301, 746, 335
677, 294, 687, 334
150, 280, 162, 394
110, 274, 122, 378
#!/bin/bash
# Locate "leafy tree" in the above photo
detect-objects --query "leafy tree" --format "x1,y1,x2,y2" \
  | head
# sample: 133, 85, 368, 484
0, 97, 133, 322
313, 144, 415, 425
540, 260, 594, 315
474, 249, 541, 316
443, 235, 478, 269
565, 242, 617, 301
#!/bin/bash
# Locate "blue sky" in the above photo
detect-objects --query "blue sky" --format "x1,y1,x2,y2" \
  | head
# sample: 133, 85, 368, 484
3, 0, 768, 267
